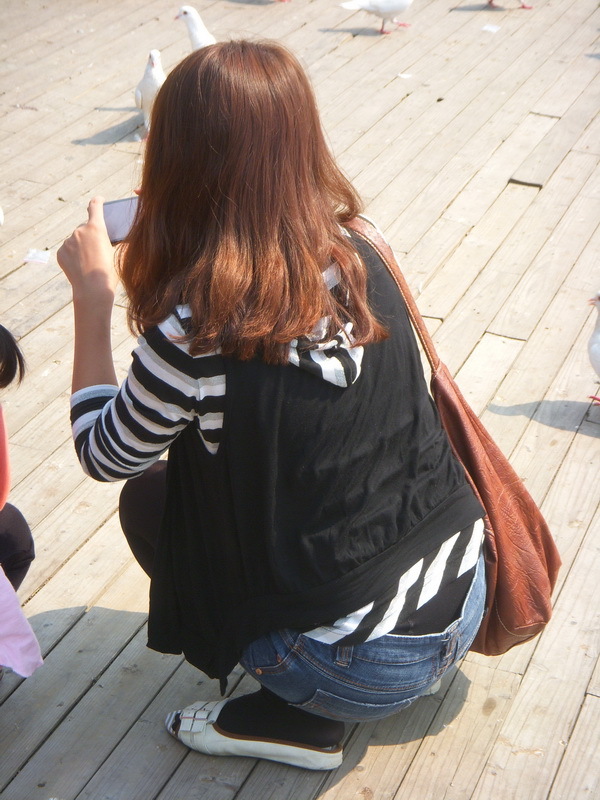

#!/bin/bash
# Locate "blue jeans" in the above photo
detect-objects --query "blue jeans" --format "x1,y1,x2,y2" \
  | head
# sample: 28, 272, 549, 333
240, 550, 486, 722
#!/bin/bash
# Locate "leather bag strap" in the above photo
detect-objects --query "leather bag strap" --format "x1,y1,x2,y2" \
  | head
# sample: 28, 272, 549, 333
345, 216, 441, 374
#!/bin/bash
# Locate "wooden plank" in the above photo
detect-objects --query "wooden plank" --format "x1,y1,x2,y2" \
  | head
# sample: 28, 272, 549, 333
401, 217, 469, 294
1, 70, 145, 192
3, 273, 75, 341
16, 477, 124, 602
530, 422, 600, 593
7, 329, 134, 478
0, 259, 62, 317
489, 168, 600, 340
0, 554, 148, 790
506, 322, 600, 506
8, 399, 72, 483
345, 0, 556, 167
380, 4, 600, 251
470, 506, 600, 800
358, 0, 593, 226
381, 114, 551, 253
0, 304, 132, 436
0, 148, 138, 280
0, 177, 60, 216
390, 661, 521, 800
453, 333, 524, 417
573, 112, 600, 156
8, 435, 92, 530
531, 48, 600, 119
0, 0, 141, 70
432, 150, 598, 375
588, 654, 600, 699
479, 222, 600, 457
344, 29, 525, 202
468, 416, 600, 678
311, 13, 412, 95
21, 515, 139, 651
0, 4, 239, 223
0, 0, 121, 80
0, 0, 76, 42
417, 183, 538, 320
0, 624, 180, 800
76, 662, 247, 800
442, 113, 555, 227
547, 695, 600, 800
319, 3, 487, 156
0, 0, 190, 114
317, 678, 459, 800
510, 72, 600, 187
338, 0, 547, 182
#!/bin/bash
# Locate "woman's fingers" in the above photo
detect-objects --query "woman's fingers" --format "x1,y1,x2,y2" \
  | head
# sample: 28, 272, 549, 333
57, 196, 118, 299
87, 196, 107, 228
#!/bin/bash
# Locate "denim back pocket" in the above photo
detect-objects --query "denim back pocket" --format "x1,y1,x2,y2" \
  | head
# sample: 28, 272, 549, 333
240, 629, 302, 676
293, 687, 416, 722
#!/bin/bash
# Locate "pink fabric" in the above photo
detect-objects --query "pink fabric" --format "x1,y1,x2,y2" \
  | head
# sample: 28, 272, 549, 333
0, 407, 10, 511
0, 406, 42, 677
0, 565, 43, 677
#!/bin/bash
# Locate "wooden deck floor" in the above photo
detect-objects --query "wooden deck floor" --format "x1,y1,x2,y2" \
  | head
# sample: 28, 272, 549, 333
1, 0, 599, 797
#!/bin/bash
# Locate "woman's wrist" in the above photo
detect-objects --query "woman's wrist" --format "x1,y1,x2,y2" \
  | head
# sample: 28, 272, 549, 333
71, 285, 116, 310
70, 289, 118, 392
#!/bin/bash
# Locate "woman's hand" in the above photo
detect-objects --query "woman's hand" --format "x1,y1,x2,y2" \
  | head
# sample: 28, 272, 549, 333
58, 197, 120, 393
57, 196, 118, 304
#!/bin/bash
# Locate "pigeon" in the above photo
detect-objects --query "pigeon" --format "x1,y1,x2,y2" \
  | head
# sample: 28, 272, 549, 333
135, 49, 166, 135
175, 6, 216, 50
340, 0, 412, 33
588, 291, 600, 403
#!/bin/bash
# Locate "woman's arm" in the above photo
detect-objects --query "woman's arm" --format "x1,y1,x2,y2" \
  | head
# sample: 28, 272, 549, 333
68, 324, 226, 482
57, 197, 119, 393
58, 198, 227, 483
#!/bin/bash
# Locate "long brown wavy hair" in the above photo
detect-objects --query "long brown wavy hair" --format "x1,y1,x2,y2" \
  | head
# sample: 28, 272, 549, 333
119, 39, 387, 363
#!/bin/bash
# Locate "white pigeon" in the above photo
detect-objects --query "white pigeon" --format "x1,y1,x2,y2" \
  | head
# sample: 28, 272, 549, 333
175, 6, 216, 50
340, 0, 412, 33
135, 49, 166, 135
588, 291, 600, 403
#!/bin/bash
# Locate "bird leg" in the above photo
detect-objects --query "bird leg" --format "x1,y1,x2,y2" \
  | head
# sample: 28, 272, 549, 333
488, 0, 532, 6
380, 17, 409, 32
589, 395, 600, 404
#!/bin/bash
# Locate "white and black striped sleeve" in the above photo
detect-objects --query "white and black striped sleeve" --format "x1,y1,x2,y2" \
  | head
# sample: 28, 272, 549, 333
69, 314, 226, 482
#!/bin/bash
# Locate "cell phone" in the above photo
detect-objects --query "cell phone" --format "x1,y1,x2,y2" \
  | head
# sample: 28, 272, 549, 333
103, 196, 139, 244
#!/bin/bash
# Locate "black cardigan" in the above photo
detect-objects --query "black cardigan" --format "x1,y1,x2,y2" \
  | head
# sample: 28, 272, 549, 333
146, 234, 483, 682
